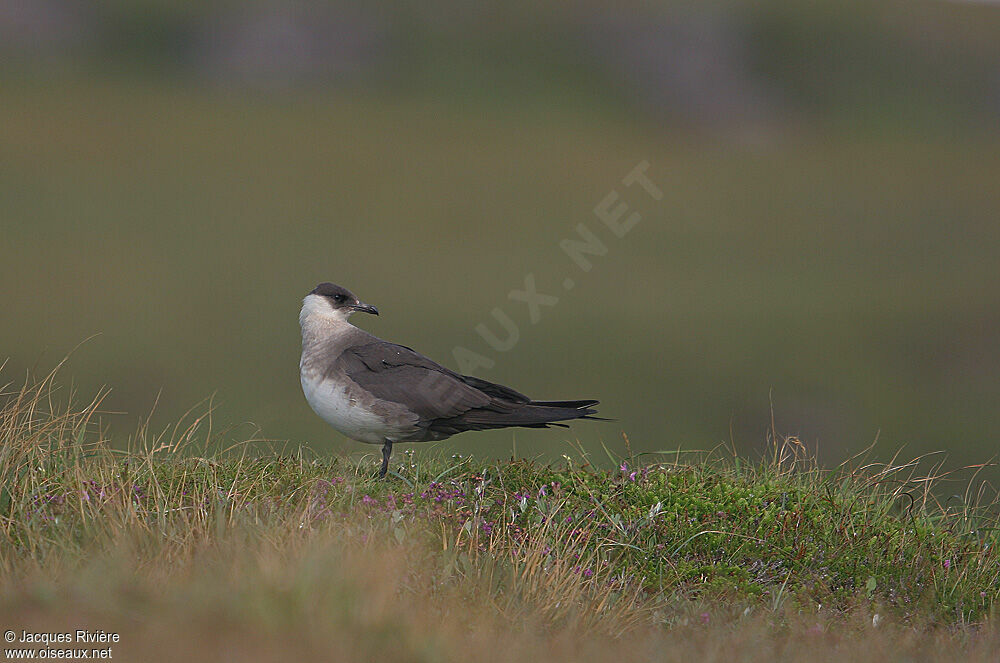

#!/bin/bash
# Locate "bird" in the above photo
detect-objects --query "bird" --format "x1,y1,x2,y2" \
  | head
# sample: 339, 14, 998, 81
299, 282, 601, 478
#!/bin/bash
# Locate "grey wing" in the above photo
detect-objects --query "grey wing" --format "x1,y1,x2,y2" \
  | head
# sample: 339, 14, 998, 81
333, 342, 492, 425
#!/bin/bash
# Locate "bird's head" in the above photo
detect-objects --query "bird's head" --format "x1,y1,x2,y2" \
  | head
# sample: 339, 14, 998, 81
300, 282, 379, 326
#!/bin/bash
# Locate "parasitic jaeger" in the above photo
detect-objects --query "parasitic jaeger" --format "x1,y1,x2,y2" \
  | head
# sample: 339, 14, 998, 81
299, 282, 601, 477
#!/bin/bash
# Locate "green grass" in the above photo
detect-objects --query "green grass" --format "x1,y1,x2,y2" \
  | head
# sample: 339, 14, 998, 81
2, 369, 998, 661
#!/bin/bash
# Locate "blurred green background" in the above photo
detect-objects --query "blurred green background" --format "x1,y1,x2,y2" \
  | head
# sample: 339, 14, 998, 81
2, 1, 999, 474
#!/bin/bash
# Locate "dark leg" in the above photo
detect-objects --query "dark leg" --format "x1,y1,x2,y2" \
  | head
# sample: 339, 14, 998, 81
380, 439, 393, 479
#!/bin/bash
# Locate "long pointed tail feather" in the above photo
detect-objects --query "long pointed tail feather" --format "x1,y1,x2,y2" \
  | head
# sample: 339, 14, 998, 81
528, 399, 599, 409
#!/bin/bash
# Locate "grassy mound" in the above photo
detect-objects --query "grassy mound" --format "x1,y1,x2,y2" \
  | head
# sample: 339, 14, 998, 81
1, 369, 998, 661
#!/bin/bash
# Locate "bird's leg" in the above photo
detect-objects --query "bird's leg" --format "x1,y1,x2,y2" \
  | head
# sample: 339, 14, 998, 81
380, 439, 393, 479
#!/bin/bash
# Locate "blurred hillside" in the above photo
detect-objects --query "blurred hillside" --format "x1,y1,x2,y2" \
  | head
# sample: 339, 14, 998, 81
1, 1, 999, 475
4, 2, 1000, 130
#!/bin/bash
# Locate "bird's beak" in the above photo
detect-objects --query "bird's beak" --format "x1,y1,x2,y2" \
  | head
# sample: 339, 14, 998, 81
353, 302, 379, 316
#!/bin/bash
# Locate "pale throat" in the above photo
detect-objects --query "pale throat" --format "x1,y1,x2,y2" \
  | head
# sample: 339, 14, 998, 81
300, 306, 359, 358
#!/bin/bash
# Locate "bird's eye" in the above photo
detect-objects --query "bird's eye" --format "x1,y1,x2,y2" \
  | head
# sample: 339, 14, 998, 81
333, 294, 346, 303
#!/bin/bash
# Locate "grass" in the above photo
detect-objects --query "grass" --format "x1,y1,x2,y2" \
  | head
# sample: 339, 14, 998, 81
2, 367, 999, 662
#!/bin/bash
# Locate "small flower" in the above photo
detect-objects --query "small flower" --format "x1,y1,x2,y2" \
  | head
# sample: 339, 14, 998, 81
582, 568, 593, 578
620, 462, 629, 473
361, 495, 377, 505
943, 559, 951, 570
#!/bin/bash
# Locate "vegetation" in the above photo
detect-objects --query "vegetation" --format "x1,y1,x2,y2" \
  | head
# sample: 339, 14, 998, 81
2, 368, 998, 661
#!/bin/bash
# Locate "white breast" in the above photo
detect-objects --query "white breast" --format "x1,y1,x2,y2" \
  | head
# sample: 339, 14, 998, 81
300, 371, 391, 444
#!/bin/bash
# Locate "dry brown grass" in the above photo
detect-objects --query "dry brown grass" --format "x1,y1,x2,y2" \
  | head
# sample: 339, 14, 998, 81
4, 521, 999, 663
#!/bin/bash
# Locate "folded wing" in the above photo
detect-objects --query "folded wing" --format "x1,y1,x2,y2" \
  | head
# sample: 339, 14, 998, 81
334, 341, 599, 438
